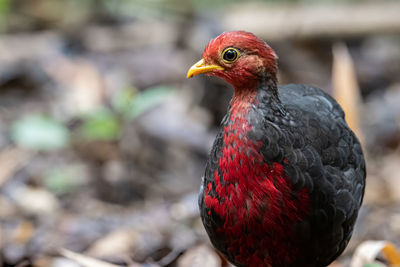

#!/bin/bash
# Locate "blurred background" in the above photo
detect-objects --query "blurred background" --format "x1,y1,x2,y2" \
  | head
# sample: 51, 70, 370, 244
1, 0, 400, 266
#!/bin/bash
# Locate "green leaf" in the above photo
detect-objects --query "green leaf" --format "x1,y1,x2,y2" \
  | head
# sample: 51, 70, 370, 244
363, 263, 386, 267
129, 85, 174, 119
80, 108, 120, 141
111, 87, 137, 116
44, 165, 87, 195
11, 115, 69, 150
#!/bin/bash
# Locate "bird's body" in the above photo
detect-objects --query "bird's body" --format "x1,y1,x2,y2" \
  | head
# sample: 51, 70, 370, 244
187, 31, 365, 267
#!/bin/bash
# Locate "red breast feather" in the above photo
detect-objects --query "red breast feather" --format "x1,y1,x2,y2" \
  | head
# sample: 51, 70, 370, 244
201, 91, 310, 266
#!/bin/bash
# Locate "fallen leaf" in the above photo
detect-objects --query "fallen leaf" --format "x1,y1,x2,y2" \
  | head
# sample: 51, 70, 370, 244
59, 248, 121, 267
86, 229, 135, 258
350, 240, 400, 267
13, 221, 34, 244
50, 257, 81, 267
12, 186, 60, 216
328, 260, 345, 267
382, 243, 400, 266
332, 42, 363, 144
380, 155, 400, 203
44, 57, 104, 117
0, 147, 29, 186
177, 245, 221, 267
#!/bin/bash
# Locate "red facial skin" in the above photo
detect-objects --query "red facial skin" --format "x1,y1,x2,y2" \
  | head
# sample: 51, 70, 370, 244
202, 31, 278, 90
200, 31, 310, 266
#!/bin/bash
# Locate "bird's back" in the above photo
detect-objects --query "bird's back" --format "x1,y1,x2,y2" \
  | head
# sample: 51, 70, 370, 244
200, 83, 365, 266
273, 84, 366, 265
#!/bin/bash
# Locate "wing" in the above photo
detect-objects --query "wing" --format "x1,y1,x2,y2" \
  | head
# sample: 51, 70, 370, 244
255, 84, 366, 266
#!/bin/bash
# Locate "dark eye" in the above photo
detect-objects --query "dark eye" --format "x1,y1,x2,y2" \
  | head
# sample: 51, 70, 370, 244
222, 48, 239, 63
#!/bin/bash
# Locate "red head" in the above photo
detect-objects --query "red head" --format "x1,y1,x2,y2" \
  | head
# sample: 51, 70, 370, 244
187, 31, 278, 89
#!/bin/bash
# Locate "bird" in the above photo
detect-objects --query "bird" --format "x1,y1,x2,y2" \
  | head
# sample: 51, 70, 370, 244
186, 31, 366, 267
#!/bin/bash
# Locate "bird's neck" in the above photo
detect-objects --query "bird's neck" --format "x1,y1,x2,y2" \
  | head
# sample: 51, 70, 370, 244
230, 89, 257, 116
230, 78, 283, 118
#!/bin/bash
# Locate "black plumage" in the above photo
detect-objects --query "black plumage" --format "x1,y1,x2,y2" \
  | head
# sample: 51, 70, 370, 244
200, 83, 365, 267
188, 31, 366, 267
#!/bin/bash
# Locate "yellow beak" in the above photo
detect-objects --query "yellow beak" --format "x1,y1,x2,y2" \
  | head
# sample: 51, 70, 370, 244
186, 59, 224, 78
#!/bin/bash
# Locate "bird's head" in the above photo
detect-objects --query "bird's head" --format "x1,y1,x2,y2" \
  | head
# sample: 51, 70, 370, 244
187, 31, 278, 89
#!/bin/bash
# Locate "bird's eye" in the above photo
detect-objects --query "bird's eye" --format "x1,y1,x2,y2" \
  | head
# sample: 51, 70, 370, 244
222, 48, 240, 63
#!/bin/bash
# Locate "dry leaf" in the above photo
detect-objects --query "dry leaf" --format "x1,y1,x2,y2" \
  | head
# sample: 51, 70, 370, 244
382, 243, 400, 266
12, 186, 60, 216
13, 221, 34, 244
44, 57, 104, 117
86, 229, 136, 258
59, 248, 121, 267
350, 240, 400, 267
380, 155, 400, 203
0, 147, 29, 186
177, 245, 221, 267
328, 261, 345, 267
332, 42, 363, 144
